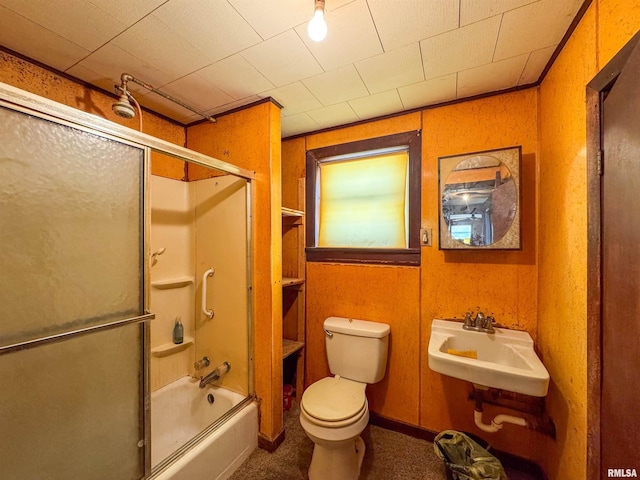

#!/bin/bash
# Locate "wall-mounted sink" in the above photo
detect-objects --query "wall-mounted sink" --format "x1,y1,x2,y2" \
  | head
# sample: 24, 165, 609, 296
428, 319, 549, 397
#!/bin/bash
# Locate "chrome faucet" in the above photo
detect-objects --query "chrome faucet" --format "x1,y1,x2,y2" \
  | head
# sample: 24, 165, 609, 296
199, 361, 231, 389
463, 309, 496, 333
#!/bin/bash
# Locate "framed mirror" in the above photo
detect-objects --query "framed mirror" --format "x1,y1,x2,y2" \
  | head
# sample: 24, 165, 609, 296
438, 146, 521, 250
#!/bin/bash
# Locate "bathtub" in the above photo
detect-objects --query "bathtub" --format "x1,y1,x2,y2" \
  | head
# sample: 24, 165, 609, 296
150, 376, 257, 480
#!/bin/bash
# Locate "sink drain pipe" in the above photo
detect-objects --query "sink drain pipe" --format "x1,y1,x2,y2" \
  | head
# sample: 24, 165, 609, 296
472, 385, 527, 433
474, 409, 527, 433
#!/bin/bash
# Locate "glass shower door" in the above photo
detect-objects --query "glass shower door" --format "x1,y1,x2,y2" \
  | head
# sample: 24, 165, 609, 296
0, 105, 149, 479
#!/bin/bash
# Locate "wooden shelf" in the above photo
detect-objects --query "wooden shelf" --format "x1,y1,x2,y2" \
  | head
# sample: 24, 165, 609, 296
151, 336, 194, 357
283, 339, 305, 360
281, 207, 304, 217
282, 179, 306, 411
282, 277, 305, 287
151, 276, 194, 289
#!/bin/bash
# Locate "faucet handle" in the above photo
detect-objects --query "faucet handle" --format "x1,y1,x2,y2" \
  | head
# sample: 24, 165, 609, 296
463, 311, 474, 327
482, 315, 496, 331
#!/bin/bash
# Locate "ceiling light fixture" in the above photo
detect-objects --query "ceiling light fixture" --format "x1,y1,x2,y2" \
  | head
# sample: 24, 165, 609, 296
307, 0, 327, 42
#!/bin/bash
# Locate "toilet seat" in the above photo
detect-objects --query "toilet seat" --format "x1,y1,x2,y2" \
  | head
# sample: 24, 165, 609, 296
301, 376, 367, 428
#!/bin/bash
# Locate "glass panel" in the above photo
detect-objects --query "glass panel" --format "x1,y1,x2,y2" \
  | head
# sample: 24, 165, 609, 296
0, 324, 144, 480
318, 151, 408, 248
0, 106, 143, 348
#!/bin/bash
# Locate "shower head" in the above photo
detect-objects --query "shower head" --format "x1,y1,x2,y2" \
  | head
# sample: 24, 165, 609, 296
112, 92, 136, 119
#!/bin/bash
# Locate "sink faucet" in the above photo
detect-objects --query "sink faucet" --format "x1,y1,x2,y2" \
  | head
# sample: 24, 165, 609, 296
463, 309, 496, 333
199, 361, 231, 389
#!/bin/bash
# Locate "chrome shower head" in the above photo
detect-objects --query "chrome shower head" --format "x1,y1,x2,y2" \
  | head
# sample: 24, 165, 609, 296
112, 92, 136, 119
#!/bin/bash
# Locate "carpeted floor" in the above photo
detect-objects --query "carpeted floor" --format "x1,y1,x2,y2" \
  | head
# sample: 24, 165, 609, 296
229, 403, 542, 480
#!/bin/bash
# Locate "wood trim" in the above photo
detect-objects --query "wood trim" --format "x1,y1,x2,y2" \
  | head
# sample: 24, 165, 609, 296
257, 429, 286, 453
585, 29, 640, 480
186, 97, 283, 128
585, 85, 602, 480
368, 412, 547, 479
305, 247, 421, 266
305, 131, 422, 266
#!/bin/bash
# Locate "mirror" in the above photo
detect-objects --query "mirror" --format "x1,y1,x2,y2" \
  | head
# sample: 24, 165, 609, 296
438, 146, 521, 249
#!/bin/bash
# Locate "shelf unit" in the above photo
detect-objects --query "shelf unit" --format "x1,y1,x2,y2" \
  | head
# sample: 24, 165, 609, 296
281, 178, 306, 407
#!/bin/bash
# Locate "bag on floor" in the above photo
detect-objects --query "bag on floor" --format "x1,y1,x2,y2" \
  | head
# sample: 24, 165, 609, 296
434, 430, 507, 480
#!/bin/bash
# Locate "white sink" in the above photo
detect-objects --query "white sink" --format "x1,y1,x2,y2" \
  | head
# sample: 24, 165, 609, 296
428, 319, 550, 397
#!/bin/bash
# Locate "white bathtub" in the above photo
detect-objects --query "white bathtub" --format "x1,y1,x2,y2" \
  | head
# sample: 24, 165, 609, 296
150, 376, 257, 480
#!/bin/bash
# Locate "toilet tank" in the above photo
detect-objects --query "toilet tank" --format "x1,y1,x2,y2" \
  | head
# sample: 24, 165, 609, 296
324, 316, 390, 384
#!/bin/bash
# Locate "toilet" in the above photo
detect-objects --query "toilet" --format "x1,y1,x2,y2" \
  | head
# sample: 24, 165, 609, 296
299, 316, 391, 480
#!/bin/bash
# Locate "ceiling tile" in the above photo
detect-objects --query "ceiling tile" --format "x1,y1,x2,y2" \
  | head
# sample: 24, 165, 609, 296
398, 74, 457, 109
0, 5, 91, 71
0, 0, 585, 136
367, 0, 459, 51
153, 0, 261, 64
160, 73, 235, 112
263, 82, 322, 117
518, 45, 557, 85
306, 102, 359, 129
65, 64, 117, 95
0, 0, 126, 51
457, 54, 528, 98
494, 0, 584, 61
228, 0, 310, 39
355, 43, 424, 94
421, 15, 501, 80
112, 14, 211, 80
71, 43, 174, 96
302, 65, 368, 106
197, 55, 274, 100
459, 0, 537, 27
349, 90, 404, 120
296, 0, 382, 71
88, 0, 166, 26
281, 113, 320, 138
241, 30, 323, 87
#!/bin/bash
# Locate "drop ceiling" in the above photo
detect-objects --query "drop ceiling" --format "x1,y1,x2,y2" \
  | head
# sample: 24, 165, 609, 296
0, 0, 585, 138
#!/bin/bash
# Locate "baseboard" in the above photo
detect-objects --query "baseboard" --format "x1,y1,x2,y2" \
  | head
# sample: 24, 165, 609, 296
369, 412, 546, 479
257, 429, 286, 453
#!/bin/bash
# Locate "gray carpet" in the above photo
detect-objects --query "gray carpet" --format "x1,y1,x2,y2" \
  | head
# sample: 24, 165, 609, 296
229, 403, 542, 480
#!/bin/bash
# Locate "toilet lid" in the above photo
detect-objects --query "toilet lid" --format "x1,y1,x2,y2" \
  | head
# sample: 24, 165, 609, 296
301, 376, 366, 422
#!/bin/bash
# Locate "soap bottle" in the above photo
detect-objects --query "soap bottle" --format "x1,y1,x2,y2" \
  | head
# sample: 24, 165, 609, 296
172, 317, 184, 344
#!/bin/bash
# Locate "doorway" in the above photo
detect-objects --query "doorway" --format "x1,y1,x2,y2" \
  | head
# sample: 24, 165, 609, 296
586, 31, 640, 480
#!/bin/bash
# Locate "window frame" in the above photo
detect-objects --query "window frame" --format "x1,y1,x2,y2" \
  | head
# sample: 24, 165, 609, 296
305, 130, 422, 266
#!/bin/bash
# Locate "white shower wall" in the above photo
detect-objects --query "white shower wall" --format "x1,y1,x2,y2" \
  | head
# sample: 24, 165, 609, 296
150, 174, 249, 394
150, 175, 197, 391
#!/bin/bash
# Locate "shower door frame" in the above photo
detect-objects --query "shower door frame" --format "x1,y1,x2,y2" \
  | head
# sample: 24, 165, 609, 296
0, 81, 256, 479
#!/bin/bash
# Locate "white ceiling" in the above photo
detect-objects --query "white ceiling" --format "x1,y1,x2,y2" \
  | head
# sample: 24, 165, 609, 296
0, 0, 585, 138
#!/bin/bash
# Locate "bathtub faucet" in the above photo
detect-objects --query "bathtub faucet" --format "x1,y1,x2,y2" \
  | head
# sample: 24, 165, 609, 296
199, 361, 231, 389
194, 356, 210, 370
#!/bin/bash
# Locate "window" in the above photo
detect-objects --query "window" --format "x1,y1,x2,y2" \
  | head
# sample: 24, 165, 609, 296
305, 131, 421, 265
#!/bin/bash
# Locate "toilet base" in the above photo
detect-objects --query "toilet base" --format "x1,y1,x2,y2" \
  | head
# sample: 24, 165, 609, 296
308, 436, 365, 480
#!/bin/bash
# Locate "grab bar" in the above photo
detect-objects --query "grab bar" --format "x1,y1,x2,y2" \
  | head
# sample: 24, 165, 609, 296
202, 267, 215, 319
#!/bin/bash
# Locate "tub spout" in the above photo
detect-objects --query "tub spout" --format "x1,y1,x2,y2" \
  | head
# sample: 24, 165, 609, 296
199, 361, 231, 389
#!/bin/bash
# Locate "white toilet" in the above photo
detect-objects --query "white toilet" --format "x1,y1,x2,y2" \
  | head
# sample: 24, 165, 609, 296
299, 316, 391, 480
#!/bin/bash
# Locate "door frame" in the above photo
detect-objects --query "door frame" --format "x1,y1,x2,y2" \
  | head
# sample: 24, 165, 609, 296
585, 30, 640, 480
